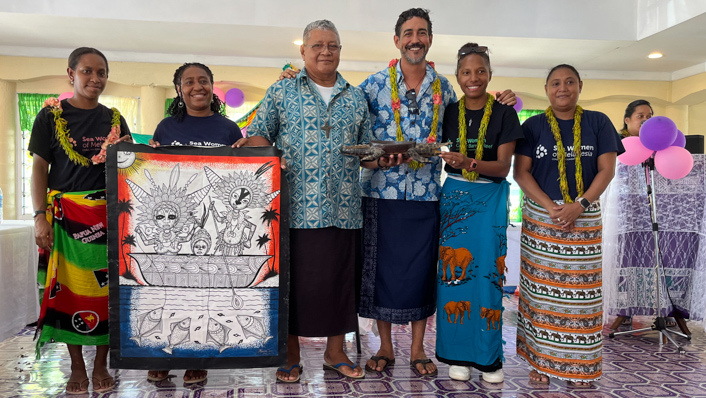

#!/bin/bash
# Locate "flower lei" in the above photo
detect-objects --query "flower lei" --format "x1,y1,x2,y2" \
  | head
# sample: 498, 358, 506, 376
457, 93, 494, 181
389, 59, 442, 170
545, 105, 584, 203
43, 97, 122, 166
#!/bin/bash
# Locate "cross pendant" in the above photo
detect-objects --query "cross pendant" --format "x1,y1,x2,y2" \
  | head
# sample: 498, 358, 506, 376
322, 122, 332, 138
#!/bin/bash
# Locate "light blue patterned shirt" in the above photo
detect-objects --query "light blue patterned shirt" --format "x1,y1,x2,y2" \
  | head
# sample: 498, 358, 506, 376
359, 62, 457, 201
248, 68, 371, 229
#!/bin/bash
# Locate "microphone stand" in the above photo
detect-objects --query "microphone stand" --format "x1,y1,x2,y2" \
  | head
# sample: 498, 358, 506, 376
607, 156, 690, 353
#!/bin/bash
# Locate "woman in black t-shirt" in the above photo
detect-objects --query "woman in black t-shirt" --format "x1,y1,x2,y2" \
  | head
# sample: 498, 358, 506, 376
434, 43, 523, 385
29, 47, 131, 395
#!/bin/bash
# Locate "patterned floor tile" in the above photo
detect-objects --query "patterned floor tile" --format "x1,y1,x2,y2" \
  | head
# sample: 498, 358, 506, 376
2, 297, 706, 397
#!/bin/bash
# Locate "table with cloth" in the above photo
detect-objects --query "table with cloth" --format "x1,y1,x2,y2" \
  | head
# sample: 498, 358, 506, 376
0, 220, 39, 342
602, 155, 706, 328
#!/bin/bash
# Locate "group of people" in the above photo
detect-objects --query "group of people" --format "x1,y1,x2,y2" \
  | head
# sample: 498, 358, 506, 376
29, 7, 626, 395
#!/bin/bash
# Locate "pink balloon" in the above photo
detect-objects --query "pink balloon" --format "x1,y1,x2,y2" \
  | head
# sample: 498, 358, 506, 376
618, 136, 654, 165
213, 87, 225, 102
655, 146, 693, 179
671, 129, 686, 148
58, 91, 73, 101
225, 88, 245, 108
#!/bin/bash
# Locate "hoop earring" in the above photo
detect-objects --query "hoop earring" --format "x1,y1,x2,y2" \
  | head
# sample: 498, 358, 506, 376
178, 100, 184, 108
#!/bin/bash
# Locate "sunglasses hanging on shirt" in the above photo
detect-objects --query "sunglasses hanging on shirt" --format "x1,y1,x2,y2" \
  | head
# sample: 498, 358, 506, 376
406, 89, 420, 115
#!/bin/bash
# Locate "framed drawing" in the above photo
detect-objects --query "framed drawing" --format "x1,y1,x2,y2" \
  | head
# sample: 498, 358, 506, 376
106, 143, 288, 369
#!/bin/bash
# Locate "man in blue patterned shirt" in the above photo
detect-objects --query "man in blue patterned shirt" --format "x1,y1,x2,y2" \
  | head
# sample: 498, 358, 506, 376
358, 8, 516, 378
246, 20, 374, 382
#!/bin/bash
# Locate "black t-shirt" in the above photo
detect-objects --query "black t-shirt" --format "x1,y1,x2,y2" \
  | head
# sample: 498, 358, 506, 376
153, 113, 243, 147
441, 100, 524, 183
28, 99, 131, 192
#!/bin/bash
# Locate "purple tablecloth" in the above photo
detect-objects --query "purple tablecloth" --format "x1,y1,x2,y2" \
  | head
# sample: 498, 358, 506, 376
602, 155, 706, 320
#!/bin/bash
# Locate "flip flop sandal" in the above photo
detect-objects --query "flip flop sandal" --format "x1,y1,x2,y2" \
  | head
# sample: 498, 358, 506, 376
91, 376, 115, 393
147, 370, 171, 382
529, 370, 550, 385
364, 355, 395, 372
276, 364, 303, 383
65, 378, 90, 395
183, 369, 208, 384
410, 359, 438, 377
323, 362, 365, 379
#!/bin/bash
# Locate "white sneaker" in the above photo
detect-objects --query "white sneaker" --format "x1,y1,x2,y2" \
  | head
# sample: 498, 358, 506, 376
449, 365, 471, 381
482, 368, 504, 383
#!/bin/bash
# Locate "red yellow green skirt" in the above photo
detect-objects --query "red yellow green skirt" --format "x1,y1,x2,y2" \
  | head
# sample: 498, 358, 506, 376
36, 190, 109, 355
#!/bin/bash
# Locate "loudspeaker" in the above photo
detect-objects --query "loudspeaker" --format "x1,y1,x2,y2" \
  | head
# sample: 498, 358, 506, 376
685, 135, 704, 154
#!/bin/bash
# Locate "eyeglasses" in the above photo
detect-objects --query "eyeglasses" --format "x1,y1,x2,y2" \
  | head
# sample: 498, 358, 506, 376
306, 44, 342, 53
406, 89, 419, 115
459, 46, 488, 57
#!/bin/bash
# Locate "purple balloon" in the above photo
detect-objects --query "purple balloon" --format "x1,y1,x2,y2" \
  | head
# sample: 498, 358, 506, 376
671, 129, 686, 148
513, 96, 523, 113
225, 88, 245, 108
639, 116, 677, 151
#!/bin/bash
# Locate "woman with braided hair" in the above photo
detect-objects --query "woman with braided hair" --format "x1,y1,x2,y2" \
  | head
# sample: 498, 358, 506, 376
513, 64, 623, 387
150, 62, 243, 148
147, 62, 246, 384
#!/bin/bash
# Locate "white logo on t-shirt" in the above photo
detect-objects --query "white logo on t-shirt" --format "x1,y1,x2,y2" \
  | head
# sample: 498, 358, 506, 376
536, 145, 548, 158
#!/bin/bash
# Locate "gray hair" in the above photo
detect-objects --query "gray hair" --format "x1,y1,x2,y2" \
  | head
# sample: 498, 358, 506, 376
303, 19, 340, 44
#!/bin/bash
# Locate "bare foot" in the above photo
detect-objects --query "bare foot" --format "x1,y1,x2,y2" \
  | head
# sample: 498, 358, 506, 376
365, 349, 395, 372
323, 352, 363, 378
65, 370, 89, 394
529, 370, 550, 384
91, 366, 115, 392
183, 369, 207, 384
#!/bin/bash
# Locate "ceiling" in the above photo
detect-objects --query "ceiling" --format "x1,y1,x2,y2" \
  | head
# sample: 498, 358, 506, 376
1, 0, 706, 81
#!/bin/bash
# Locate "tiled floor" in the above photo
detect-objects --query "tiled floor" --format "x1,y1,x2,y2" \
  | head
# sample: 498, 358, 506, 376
2, 296, 706, 397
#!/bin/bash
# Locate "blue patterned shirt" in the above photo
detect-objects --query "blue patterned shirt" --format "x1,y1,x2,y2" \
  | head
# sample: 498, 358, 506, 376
359, 62, 457, 201
248, 68, 372, 229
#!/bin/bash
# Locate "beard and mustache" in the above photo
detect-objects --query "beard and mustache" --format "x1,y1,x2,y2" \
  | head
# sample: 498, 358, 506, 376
400, 42, 429, 65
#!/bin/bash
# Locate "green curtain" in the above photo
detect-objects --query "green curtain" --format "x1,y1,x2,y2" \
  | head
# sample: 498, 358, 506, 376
18, 93, 59, 131
164, 98, 174, 118
518, 109, 544, 125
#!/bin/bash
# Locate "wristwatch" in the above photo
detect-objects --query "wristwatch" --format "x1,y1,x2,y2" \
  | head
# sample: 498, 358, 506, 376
33, 210, 46, 218
575, 197, 590, 210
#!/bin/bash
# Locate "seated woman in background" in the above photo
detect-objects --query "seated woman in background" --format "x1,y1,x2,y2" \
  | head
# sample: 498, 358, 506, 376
513, 64, 624, 388
616, 99, 653, 327
147, 62, 246, 385
619, 99, 653, 138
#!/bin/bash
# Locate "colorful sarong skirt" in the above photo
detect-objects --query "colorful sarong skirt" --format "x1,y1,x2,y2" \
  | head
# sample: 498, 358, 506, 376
516, 198, 603, 382
35, 190, 109, 353
435, 177, 509, 371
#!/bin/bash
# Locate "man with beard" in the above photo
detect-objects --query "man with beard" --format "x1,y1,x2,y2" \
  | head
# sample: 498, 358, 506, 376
358, 8, 515, 377
277, 8, 515, 377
